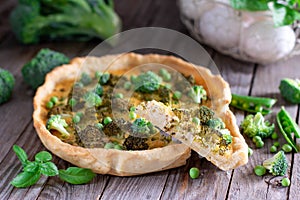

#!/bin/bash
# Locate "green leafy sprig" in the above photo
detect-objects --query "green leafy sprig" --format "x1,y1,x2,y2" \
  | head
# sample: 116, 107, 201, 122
230, 0, 300, 26
11, 145, 96, 188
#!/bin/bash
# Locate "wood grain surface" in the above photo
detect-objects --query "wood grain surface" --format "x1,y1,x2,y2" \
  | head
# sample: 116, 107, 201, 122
0, 0, 299, 200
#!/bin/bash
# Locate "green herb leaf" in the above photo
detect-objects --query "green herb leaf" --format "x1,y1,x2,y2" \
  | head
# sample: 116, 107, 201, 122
40, 162, 59, 176
23, 162, 39, 173
230, 0, 270, 11
12, 145, 28, 166
58, 167, 96, 184
10, 171, 41, 188
35, 151, 52, 163
269, 2, 296, 26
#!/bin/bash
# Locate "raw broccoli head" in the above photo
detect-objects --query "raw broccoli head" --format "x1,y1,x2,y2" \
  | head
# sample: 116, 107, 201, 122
0, 68, 15, 105
46, 115, 70, 137
123, 135, 149, 150
241, 112, 274, 138
132, 71, 162, 93
21, 48, 70, 89
263, 151, 288, 176
83, 92, 102, 107
10, 0, 121, 44
279, 78, 300, 104
188, 85, 207, 104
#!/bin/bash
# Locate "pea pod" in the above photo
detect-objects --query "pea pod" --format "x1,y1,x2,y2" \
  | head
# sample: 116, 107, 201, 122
276, 107, 299, 152
230, 94, 277, 115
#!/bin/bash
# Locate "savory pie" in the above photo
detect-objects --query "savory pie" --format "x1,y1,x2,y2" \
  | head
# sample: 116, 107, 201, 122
33, 53, 248, 176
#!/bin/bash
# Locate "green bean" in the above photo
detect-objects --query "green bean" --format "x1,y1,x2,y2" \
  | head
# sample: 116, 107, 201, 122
230, 94, 277, 115
277, 107, 299, 152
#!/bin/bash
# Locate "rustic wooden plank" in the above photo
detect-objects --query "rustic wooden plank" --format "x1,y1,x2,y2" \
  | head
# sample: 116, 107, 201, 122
0, 0, 17, 42
227, 57, 300, 200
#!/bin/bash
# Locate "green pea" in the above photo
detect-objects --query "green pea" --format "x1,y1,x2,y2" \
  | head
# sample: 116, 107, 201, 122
189, 167, 200, 179
270, 146, 277, 153
72, 115, 81, 123
104, 142, 115, 149
129, 111, 137, 120
248, 147, 253, 156
282, 144, 293, 153
103, 117, 112, 125
114, 144, 123, 150
164, 83, 172, 89
173, 91, 182, 100
124, 81, 132, 90
273, 141, 280, 147
130, 106, 136, 112
242, 103, 250, 109
255, 105, 263, 112
94, 84, 103, 96
68, 98, 77, 107
192, 117, 200, 125
130, 75, 137, 83
115, 93, 124, 98
284, 127, 293, 134
74, 82, 84, 88
162, 73, 171, 82
256, 140, 264, 148
159, 69, 168, 76
76, 112, 84, 118
50, 96, 59, 104
254, 165, 266, 176
271, 132, 278, 140
252, 136, 262, 143
95, 123, 103, 130
231, 99, 238, 106
99, 72, 110, 85
95, 71, 103, 79
46, 101, 54, 109
281, 177, 290, 187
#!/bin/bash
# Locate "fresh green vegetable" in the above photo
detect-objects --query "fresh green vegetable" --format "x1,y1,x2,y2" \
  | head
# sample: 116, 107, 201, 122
94, 84, 103, 96
254, 165, 266, 176
271, 132, 279, 140
189, 167, 200, 179
0, 68, 15, 105
104, 142, 115, 149
46, 101, 54, 109
115, 93, 124, 99
95, 123, 103, 130
282, 144, 293, 153
80, 72, 92, 86
252, 136, 262, 143
21, 49, 70, 89
11, 145, 96, 187
10, 0, 121, 44
68, 98, 77, 107
58, 167, 96, 185
46, 115, 70, 137
241, 112, 275, 139
173, 91, 182, 100
50, 96, 59, 104
248, 147, 253, 156
72, 115, 81, 124
230, 0, 300, 27
221, 130, 233, 145
277, 107, 299, 152
256, 140, 264, 148
99, 72, 110, 85
129, 111, 137, 120
192, 117, 201, 125
263, 151, 288, 176
114, 144, 123, 150
207, 118, 225, 130
230, 94, 276, 115
132, 71, 162, 93
273, 141, 280, 147
124, 81, 132, 90
270, 145, 277, 153
188, 85, 207, 104
159, 69, 171, 82
281, 177, 291, 187
103, 117, 113, 125
131, 118, 154, 135
83, 92, 102, 107
279, 78, 300, 104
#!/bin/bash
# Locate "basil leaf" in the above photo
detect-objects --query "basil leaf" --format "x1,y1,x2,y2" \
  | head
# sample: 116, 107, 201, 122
23, 162, 39, 173
40, 162, 59, 176
270, 2, 296, 26
35, 151, 52, 163
10, 171, 41, 188
230, 0, 270, 11
58, 167, 96, 184
12, 145, 28, 166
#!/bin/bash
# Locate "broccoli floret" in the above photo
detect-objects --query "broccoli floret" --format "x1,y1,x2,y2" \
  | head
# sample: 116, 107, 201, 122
279, 78, 300, 104
132, 71, 162, 93
198, 106, 214, 124
263, 151, 288, 176
80, 72, 92, 86
83, 92, 102, 107
241, 112, 274, 138
207, 118, 225, 130
123, 135, 149, 150
46, 115, 70, 137
0, 68, 15, 105
188, 85, 207, 104
10, 0, 121, 44
220, 129, 233, 145
21, 48, 70, 89
131, 118, 155, 136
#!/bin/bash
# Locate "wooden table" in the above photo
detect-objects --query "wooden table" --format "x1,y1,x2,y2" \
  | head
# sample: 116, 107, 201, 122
1, 1, 299, 199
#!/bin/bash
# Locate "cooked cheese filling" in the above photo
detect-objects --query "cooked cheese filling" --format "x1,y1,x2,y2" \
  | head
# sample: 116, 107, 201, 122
45, 69, 232, 155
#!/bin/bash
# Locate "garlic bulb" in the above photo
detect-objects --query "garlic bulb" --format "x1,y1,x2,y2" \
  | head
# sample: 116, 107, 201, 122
241, 21, 296, 62
179, 0, 215, 20
199, 4, 241, 49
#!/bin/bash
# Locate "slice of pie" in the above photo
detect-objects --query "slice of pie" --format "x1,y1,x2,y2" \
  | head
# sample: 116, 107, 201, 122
33, 53, 248, 176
